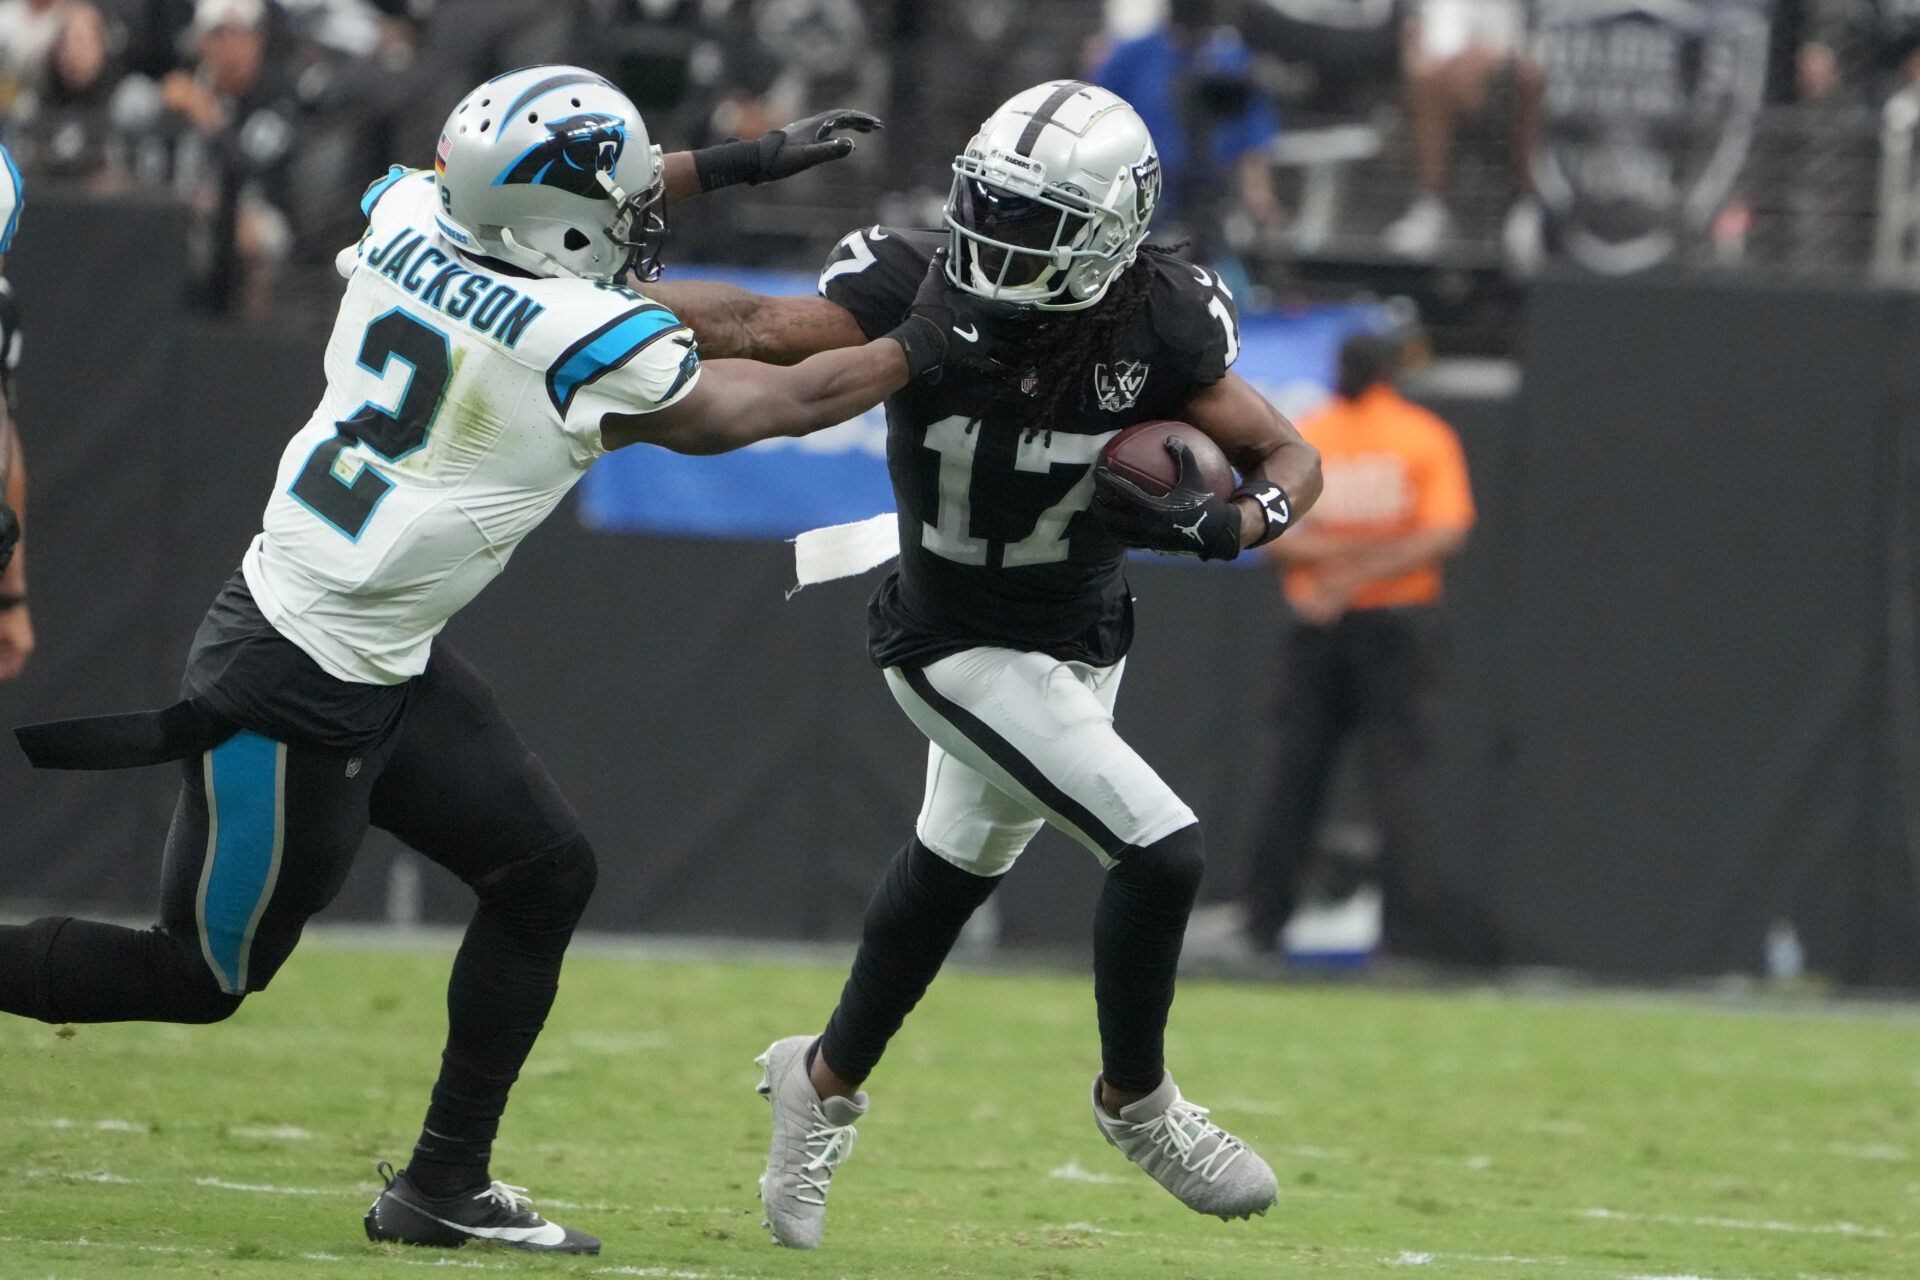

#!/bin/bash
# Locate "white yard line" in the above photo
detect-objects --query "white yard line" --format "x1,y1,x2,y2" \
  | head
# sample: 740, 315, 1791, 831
1384, 1249, 1571, 1269
1044, 1160, 1125, 1184
229, 1124, 317, 1140
14, 1116, 152, 1133
25, 1168, 133, 1183
196, 1177, 361, 1196
1826, 1142, 1908, 1162
1581, 1207, 1895, 1239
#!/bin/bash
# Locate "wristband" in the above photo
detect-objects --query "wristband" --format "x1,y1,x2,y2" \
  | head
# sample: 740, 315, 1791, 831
884, 314, 947, 382
0, 591, 24, 611
691, 138, 765, 192
1231, 479, 1293, 548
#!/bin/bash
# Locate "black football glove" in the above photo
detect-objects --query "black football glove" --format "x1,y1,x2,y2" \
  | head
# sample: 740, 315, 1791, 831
1092, 436, 1243, 562
0, 499, 16, 574
885, 249, 971, 383
693, 109, 884, 192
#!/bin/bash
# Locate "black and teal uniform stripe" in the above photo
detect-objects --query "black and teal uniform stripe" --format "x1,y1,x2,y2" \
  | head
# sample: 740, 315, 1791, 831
545, 303, 688, 415
194, 731, 288, 995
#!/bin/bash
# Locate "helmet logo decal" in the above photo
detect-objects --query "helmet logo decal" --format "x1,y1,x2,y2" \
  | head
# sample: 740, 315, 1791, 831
1131, 155, 1162, 223
493, 114, 628, 197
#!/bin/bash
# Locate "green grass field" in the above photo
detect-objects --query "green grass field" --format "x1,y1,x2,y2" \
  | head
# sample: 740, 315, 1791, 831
3, 938, 1918, 1280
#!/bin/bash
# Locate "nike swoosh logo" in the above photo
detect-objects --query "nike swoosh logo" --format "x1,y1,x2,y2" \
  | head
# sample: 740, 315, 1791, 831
953, 324, 979, 342
417, 1210, 568, 1247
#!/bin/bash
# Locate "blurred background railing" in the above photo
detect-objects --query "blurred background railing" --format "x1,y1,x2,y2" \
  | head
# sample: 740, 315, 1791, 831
5, 0, 1918, 347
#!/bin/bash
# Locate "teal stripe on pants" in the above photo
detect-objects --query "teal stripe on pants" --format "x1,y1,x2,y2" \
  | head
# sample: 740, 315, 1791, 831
196, 731, 287, 994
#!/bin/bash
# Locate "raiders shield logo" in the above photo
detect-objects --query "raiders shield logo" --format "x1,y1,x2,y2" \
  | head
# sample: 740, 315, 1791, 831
1095, 360, 1148, 412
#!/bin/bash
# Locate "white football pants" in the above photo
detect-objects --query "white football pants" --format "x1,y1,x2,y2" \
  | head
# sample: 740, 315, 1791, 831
884, 646, 1199, 876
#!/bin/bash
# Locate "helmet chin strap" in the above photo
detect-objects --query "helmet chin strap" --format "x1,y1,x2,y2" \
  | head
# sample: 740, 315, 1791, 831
493, 171, 636, 283
498, 227, 587, 281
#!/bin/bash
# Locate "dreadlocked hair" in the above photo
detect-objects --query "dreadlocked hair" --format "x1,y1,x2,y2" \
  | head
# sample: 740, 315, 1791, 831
974, 244, 1178, 440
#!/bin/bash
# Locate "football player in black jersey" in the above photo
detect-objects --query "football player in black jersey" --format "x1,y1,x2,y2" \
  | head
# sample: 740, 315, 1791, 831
648, 81, 1320, 1245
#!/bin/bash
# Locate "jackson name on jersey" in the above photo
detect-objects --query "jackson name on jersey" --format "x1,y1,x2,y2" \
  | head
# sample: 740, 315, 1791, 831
243, 168, 700, 685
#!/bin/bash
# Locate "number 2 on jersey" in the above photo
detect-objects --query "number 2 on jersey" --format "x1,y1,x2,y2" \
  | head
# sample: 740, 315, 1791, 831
290, 308, 452, 540
922, 416, 1116, 568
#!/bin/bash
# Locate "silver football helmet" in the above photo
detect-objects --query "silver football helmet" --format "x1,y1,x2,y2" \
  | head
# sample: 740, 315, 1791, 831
944, 81, 1162, 311
434, 65, 667, 282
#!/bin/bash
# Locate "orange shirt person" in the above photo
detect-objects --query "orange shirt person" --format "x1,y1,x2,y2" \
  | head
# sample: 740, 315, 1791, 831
1242, 329, 1473, 955
1271, 343, 1475, 623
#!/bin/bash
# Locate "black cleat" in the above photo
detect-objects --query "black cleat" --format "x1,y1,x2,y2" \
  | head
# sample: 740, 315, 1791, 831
363, 1162, 600, 1254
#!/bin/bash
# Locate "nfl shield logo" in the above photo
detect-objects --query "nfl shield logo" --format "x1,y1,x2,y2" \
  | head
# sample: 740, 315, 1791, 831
1020, 371, 1039, 397
1095, 361, 1148, 412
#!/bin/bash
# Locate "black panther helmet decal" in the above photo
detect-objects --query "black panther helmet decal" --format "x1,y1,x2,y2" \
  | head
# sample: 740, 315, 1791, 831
493, 114, 628, 196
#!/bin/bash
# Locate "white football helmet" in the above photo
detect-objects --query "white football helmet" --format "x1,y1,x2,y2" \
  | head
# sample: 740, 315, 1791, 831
944, 80, 1162, 311
434, 65, 667, 282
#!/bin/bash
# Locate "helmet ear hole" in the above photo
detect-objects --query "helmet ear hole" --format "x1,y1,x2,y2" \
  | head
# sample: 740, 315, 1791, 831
563, 228, 590, 251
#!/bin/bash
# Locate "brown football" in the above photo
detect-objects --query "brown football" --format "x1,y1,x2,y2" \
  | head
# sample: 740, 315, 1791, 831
1096, 421, 1235, 500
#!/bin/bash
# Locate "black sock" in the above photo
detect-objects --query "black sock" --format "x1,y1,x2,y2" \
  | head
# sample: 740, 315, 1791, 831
1093, 825, 1205, 1095
407, 1133, 492, 1199
409, 836, 596, 1197
0, 917, 243, 1025
819, 839, 999, 1085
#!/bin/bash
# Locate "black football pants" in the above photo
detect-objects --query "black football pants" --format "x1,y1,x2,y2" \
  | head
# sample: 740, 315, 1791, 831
1244, 607, 1438, 951
0, 643, 593, 1173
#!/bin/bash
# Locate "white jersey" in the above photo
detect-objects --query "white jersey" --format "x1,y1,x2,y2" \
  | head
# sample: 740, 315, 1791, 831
243, 168, 700, 684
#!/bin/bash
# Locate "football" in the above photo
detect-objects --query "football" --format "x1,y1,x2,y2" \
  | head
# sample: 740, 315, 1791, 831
1095, 420, 1236, 500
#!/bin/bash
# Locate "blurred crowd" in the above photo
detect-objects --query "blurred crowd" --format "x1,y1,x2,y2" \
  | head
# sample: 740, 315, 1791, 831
0, 0, 1908, 314
0, 0, 877, 313
1087, 0, 1877, 276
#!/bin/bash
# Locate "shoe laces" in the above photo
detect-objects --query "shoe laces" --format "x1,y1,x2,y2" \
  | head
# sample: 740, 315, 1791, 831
792, 1103, 859, 1206
1133, 1099, 1246, 1182
475, 1181, 535, 1217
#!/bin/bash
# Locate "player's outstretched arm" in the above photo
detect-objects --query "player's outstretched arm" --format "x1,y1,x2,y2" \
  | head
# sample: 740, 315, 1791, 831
604, 340, 912, 456
661, 109, 883, 205
1183, 371, 1323, 550
607, 249, 955, 454
604, 278, 947, 456
638, 281, 867, 364
0, 412, 33, 681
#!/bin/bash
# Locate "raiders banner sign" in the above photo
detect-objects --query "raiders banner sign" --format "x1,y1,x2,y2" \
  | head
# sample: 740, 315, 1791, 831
1534, 0, 1771, 273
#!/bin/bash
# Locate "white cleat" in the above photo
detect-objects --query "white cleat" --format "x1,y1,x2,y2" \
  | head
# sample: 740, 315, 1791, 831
754, 1035, 868, 1250
1091, 1073, 1278, 1220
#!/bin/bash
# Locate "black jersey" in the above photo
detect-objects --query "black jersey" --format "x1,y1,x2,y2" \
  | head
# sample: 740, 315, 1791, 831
819, 226, 1241, 669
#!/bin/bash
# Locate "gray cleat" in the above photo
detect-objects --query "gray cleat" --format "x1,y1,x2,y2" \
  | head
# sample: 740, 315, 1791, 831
754, 1035, 868, 1249
1091, 1072, 1278, 1220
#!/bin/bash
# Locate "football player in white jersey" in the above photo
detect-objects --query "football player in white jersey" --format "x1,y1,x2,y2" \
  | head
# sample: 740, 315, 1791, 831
2, 67, 957, 1256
